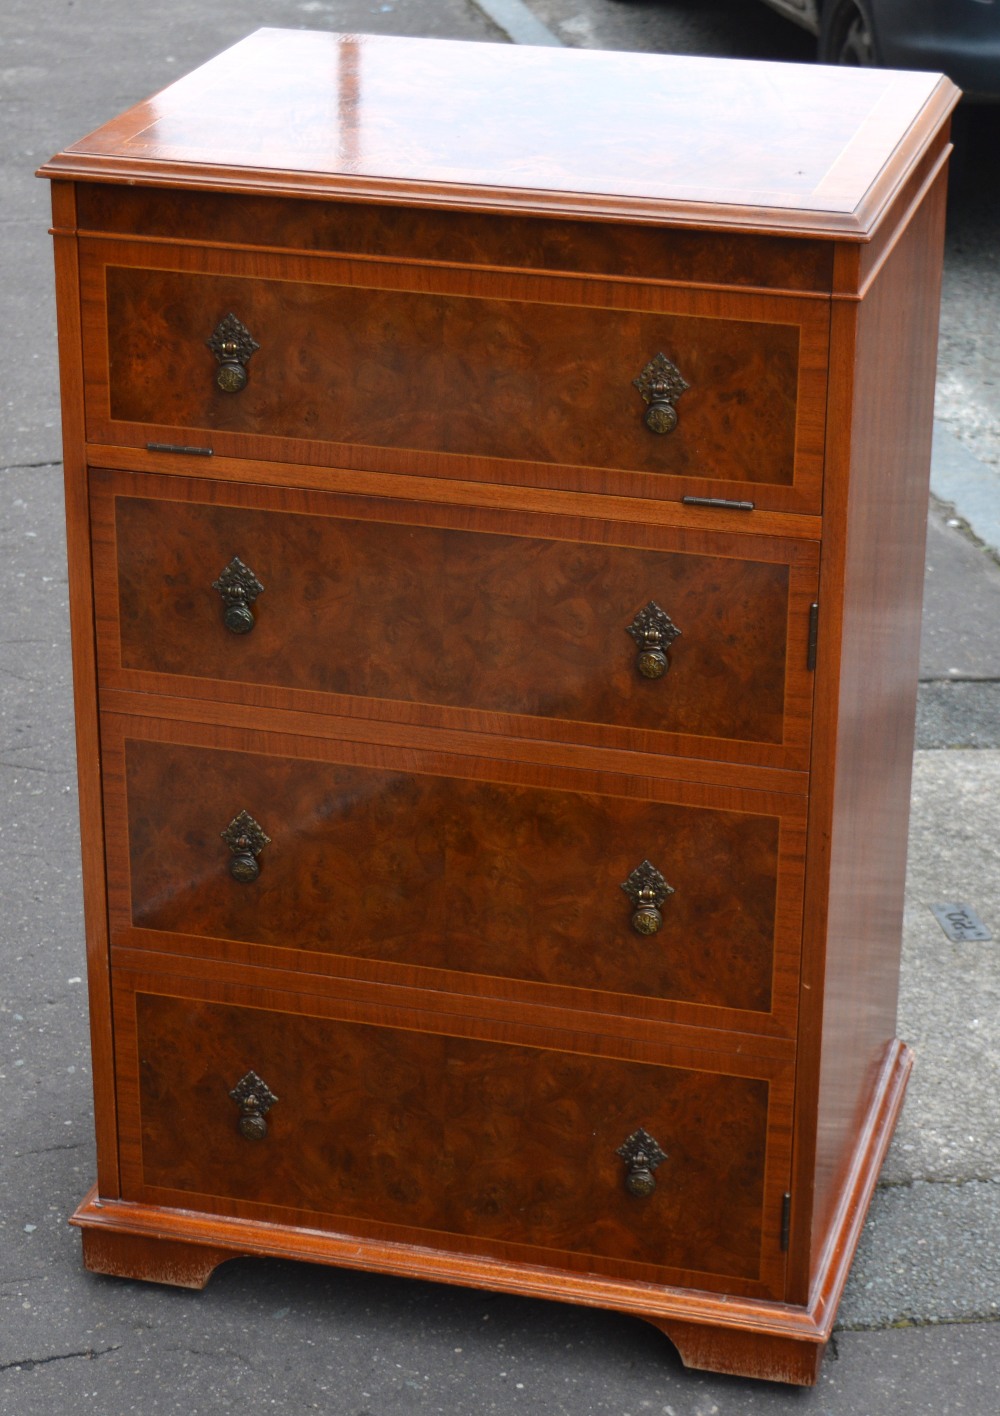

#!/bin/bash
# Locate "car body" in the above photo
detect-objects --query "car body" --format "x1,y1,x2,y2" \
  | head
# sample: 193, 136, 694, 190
759, 0, 1000, 99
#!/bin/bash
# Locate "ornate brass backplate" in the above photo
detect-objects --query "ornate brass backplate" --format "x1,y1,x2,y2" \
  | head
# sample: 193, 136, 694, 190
221, 809, 271, 883
207, 312, 260, 393
212, 556, 264, 635
625, 601, 682, 680
616, 1127, 668, 1197
633, 353, 689, 434
229, 1070, 279, 1141
620, 859, 674, 936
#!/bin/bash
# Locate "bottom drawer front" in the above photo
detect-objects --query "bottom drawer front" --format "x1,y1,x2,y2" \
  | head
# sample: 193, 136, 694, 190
121, 986, 785, 1294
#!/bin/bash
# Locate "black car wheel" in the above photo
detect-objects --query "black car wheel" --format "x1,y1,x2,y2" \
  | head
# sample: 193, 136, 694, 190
819, 0, 880, 66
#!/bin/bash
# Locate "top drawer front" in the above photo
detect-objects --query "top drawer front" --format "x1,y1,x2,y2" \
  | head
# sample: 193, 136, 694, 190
80, 240, 828, 512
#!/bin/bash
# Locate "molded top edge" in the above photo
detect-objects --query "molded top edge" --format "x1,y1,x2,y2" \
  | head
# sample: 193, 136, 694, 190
38, 29, 960, 239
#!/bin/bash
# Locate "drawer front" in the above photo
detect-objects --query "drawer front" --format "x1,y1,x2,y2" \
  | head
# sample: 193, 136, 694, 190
102, 715, 807, 1030
81, 241, 828, 512
114, 973, 792, 1297
92, 469, 819, 771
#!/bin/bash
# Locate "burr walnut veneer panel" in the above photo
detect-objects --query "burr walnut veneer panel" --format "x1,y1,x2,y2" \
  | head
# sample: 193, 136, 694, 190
103, 721, 808, 1023
73, 185, 838, 293
80, 240, 829, 511
41, 28, 956, 1387
118, 982, 787, 1296
91, 467, 818, 769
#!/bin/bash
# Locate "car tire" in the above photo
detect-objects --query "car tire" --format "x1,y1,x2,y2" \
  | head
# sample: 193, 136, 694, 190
818, 0, 880, 66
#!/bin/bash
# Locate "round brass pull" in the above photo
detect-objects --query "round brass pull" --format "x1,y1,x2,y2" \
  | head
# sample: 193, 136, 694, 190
625, 601, 681, 681
616, 1127, 667, 1198
621, 860, 674, 937
217, 362, 247, 394
633, 353, 689, 435
631, 887, 664, 936
229, 1071, 278, 1141
638, 640, 669, 681
224, 602, 254, 635
238, 1105, 268, 1141
230, 851, 260, 884
207, 313, 259, 394
221, 809, 271, 883
212, 556, 264, 635
626, 1165, 657, 1198
643, 386, 678, 436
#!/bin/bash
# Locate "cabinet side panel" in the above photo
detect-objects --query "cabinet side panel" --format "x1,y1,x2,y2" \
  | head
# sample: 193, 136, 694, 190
803, 166, 948, 1286
50, 182, 121, 1195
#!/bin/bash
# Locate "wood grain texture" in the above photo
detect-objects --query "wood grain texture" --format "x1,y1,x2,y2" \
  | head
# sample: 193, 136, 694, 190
847, 135, 952, 298
804, 1041, 912, 1334
49, 182, 123, 1198
790, 165, 949, 1298
72, 1033, 909, 1386
114, 980, 783, 1295
649, 1317, 824, 1385
86, 441, 826, 543
39, 30, 957, 238
98, 683, 811, 803
74, 183, 836, 294
79, 1226, 240, 1288
86, 245, 808, 498
77, 238, 831, 514
66, 997, 909, 1387
92, 468, 812, 761
70, 1174, 823, 1381
116, 734, 783, 1014
98, 710, 810, 1032
109, 941, 799, 1066
42, 29, 956, 1385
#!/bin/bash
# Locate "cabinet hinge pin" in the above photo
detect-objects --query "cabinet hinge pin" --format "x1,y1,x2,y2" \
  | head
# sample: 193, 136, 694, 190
146, 442, 214, 457
681, 496, 755, 511
781, 1192, 792, 1251
807, 603, 819, 670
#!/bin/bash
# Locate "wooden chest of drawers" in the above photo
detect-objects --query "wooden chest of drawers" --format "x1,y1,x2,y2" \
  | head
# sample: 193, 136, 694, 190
40, 30, 958, 1384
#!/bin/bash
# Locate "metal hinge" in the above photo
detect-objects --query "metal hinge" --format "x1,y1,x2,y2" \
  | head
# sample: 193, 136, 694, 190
681, 495, 755, 511
146, 442, 214, 457
807, 602, 819, 671
780, 1192, 792, 1251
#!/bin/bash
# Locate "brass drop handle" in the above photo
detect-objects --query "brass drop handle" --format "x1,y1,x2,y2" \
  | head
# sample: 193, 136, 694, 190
633, 353, 689, 435
213, 556, 264, 635
229, 1070, 278, 1141
616, 1127, 667, 1198
621, 859, 674, 936
625, 601, 681, 680
207, 313, 259, 393
221, 809, 271, 883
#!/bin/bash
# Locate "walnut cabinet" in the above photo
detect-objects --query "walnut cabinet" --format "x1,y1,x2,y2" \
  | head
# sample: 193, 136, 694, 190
40, 31, 958, 1384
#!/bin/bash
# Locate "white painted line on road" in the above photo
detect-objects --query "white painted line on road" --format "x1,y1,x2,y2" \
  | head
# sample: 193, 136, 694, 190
473, 0, 564, 46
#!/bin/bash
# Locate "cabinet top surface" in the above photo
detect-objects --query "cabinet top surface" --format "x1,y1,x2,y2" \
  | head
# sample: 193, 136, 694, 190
40, 28, 957, 236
